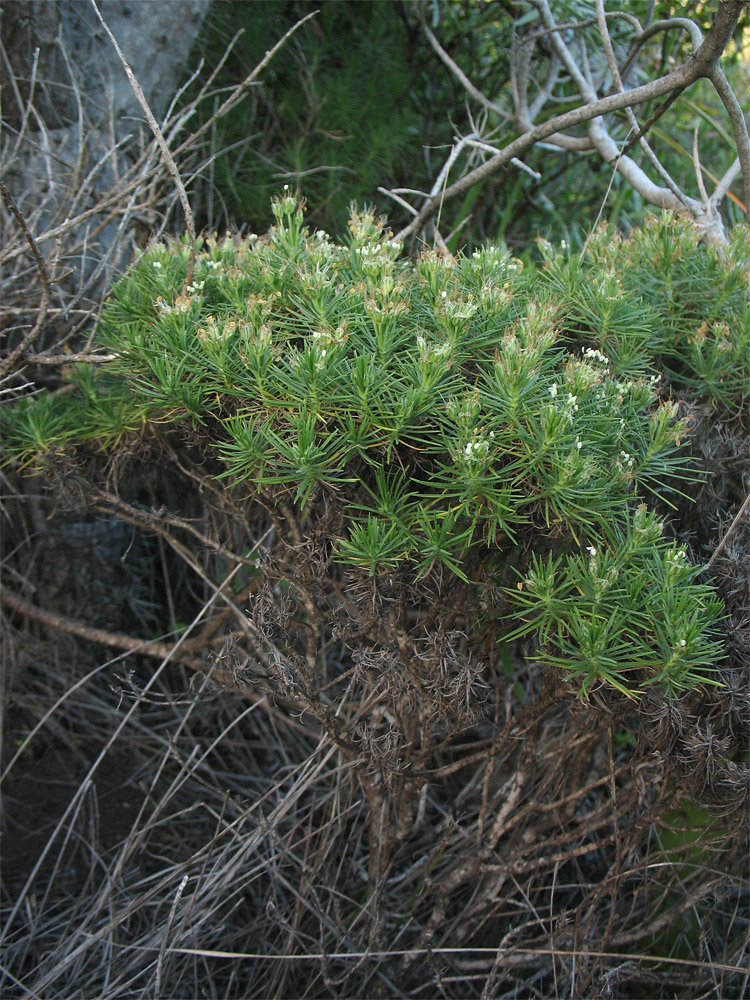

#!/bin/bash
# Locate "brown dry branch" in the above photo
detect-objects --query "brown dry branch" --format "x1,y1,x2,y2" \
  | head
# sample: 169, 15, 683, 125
0, 180, 50, 376
0, 586, 206, 671
392, 1, 749, 247
89, 0, 198, 293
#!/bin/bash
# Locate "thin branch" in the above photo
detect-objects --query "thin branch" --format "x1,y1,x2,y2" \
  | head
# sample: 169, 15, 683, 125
25, 351, 118, 364
0, 180, 50, 375
594, 0, 688, 204
9, 45, 40, 161
693, 124, 709, 202
709, 156, 742, 208
0, 586, 205, 670
521, 11, 645, 49
377, 187, 418, 216
89, 0, 197, 291
702, 490, 750, 575
620, 17, 703, 79
395, 2, 745, 243
420, 20, 512, 123
172, 11, 321, 160
463, 137, 542, 179
89, 489, 272, 569
515, 27, 591, 151
618, 86, 687, 158
708, 65, 750, 221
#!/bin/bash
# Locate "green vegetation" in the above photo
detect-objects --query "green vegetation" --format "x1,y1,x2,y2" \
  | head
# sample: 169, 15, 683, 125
190, 1, 436, 235
5, 197, 746, 699
3, 3, 749, 994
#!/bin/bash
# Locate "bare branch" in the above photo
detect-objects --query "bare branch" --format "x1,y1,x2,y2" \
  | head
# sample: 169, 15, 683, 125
702, 490, 750, 575
708, 65, 750, 220
378, 187, 418, 216
709, 156, 742, 208
514, 26, 592, 151
0, 179, 49, 375
620, 18, 703, 79
421, 19, 511, 122
618, 86, 687, 159
0, 586, 205, 670
594, 0, 688, 204
693, 125, 709, 203
90, 0, 197, 292
172, 11, 321, 160
395, 2, 746, 244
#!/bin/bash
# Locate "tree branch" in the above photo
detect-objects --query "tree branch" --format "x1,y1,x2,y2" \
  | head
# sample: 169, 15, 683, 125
395, 1, 746, 244
0, 585, 205, 670
0, 180, 49, 376
594, 0, 687, 204
708, 65, 750, 220
421, 18, 511, 122
90, 0, 197, 292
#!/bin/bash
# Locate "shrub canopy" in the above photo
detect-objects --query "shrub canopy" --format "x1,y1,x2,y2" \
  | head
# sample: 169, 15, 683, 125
5, 199, 748, 698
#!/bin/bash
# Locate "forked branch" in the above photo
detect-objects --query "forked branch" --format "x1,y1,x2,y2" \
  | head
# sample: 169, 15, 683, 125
394, 1, 748, 245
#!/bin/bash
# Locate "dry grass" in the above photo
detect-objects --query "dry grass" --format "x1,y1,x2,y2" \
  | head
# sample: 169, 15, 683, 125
1, 629, 748, 998
1, 464, 747, 998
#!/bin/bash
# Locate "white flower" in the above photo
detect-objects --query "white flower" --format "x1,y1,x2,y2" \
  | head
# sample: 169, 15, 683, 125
586, 546, 597, 557
583, 347, 609, 366
549, 384, 558, 398
152, 260, 161, 269
463, 437, 490, 462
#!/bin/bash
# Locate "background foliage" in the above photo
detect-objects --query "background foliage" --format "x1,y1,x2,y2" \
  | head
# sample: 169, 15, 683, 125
188, 0, 749, 250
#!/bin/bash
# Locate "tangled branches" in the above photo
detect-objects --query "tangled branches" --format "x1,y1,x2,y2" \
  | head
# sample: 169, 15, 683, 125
384, 1, 749, 248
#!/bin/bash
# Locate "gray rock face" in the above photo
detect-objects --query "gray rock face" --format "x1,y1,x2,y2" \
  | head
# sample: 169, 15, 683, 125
1, 0, 212, 329
3, 0, 211, 132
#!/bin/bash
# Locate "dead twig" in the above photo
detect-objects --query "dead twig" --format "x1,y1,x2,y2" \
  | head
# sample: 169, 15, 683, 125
393, 1, 748, 245
0, 179, 50, 375
0, 585, 206, 670
89, 0, 197, 292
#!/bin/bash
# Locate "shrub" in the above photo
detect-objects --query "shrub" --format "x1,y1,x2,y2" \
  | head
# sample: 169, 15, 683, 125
3, 198, 744, 714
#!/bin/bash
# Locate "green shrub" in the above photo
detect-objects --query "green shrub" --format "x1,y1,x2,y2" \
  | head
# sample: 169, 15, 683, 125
4, 199, 746, 701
